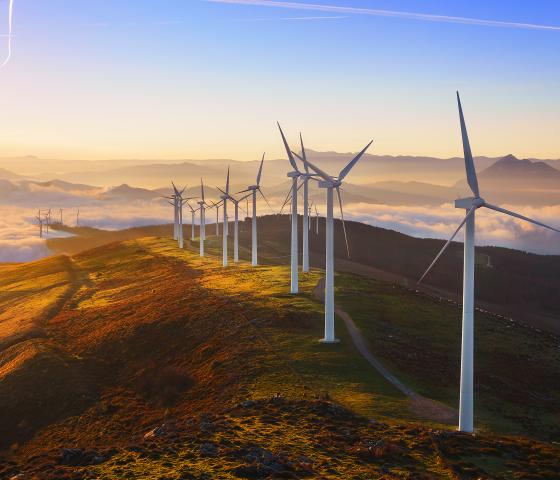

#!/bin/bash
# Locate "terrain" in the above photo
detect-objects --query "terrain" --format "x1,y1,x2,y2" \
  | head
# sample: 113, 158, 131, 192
1, 229, 559, 479
48, 215, 560, 334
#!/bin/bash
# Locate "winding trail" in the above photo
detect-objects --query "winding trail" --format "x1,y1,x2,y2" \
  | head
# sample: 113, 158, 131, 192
313, 278, 457, 425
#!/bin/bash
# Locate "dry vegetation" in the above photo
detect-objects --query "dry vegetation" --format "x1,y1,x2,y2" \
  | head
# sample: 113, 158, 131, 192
0, 235, 559, 479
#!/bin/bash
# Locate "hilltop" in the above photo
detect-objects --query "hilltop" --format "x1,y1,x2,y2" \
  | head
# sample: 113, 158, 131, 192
48, 216, 560, 334
1, 234, 559, 478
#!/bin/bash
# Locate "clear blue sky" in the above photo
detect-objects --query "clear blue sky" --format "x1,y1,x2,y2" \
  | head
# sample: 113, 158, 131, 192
1, 0, 559, 159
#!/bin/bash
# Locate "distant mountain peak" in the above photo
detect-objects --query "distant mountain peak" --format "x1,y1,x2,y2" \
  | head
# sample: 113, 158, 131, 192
478, 154, 560, 184
498, 154, 519, 163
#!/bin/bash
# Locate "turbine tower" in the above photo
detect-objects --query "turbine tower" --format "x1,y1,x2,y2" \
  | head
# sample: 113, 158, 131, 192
238, 153, 268, 267
299, 140, 373, 343
278, 124, 302, 293
418, 92, 560, 433
76, 209, 80, 227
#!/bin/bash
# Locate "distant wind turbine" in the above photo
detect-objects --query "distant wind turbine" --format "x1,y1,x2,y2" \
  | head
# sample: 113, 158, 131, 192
298, 139, 373, 342
36, 210, 43, 238
76, 209, 80, 227
418, 92, 560, 433
238, 153, 269, 266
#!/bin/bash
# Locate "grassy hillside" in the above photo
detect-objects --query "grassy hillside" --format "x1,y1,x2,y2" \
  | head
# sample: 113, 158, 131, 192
1, 235, 559, 478
47, 216, 560, 335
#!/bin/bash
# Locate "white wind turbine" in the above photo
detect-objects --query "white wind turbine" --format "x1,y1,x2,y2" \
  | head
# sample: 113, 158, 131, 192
36, 210, 43, 238
174, 183, 196, 250
418, 92, 560, 433
198, 179, 209, 257
298, 140, 373, 343
237, 153, 269, 267
173, 183, 186, 249
278, 124, 302, 293
218, 174, 249, 265
293, 134, 319, 273
219, 167, 231, 267
314, 205, 319, 235
185, 201, 199, 241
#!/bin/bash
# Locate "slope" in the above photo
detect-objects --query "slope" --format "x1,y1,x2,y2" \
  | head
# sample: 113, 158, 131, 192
1, 237, 559, 479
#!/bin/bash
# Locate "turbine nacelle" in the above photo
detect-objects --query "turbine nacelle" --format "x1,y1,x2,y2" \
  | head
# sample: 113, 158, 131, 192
318, 179, 341, 189
455, 196, 485, 209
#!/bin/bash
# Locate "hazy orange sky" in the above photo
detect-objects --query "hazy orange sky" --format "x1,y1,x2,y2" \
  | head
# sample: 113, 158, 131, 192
0, 0, 559, 160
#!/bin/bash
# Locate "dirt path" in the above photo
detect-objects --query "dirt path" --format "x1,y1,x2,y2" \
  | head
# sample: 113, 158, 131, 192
313, 278, 457, 425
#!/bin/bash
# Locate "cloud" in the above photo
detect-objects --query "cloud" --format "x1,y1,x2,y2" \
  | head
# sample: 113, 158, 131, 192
2, 196, 560, 264
205, 0, 560, 31
342, 202, 560, 255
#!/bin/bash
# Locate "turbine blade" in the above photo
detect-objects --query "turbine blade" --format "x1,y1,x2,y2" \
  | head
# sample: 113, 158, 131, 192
201, 178, 205, 202
336, 187, 350, 258
300, 132, 309, 173
279, 188, 292, 215
226, 166, 230, 194
256, 152, 265, 186
258, 188, 273, 211
236, 188, 252, 194
418, 207, 476, 285
483, 203, 560, 233
277, 122, 300, 172
457, 92, 480, 197
338, 139, 373, 181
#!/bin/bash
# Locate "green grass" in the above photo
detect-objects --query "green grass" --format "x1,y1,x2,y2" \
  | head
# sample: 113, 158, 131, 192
140, 237, 414, 424
334, 272, 560, 439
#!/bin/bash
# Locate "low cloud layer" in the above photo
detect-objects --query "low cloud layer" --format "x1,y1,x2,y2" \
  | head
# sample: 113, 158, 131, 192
343, 202, 560, 255
1, 197, 560, 264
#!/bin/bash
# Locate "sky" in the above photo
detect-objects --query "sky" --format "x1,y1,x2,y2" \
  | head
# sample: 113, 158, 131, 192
0, 0, 559, 160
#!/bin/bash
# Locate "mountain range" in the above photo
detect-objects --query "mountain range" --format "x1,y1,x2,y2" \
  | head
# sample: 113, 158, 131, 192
1, 154, 560, 207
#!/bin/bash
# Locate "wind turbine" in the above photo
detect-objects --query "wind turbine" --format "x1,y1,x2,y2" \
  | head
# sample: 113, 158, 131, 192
185, 201, 199, 241
418, 92, 560, 433
298, 140, 373, 343
46, 209, 51, 235
315, 205, 319, 235
292, 134, 318, 274
59, 208, 64, 225
218, 178, 249, 264
36, 210, 43, 238
173, 183, 186, 249
76, 209, 80, 227
238, 153, 269, 267
219, 167, 231, 267
198, 179, 208, 257
278, 124, 302, 293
